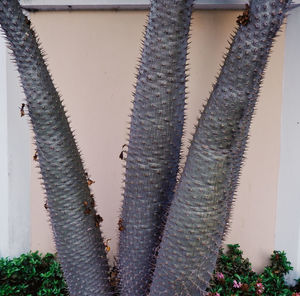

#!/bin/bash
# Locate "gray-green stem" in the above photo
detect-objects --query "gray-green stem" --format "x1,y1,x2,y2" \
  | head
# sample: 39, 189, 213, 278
150, 1, 291, 295
119, 0, 194, 295
0, 1, 111, 295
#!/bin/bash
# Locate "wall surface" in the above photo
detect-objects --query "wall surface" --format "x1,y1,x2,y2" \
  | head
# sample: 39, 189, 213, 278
276, 7, 300, 283
0, 35, 31, 259
29, 10, 285, 271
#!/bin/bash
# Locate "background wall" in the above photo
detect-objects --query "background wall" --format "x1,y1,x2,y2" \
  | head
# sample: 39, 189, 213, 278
29, 10, 285, 271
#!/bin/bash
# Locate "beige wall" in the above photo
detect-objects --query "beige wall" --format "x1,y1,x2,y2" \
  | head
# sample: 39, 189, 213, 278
29, 10, 285, 271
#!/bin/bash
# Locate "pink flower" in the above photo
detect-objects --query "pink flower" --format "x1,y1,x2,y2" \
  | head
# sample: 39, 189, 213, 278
215, 293, 220, 296
292, 293, 300, 296
256, 282, 265, 294
233, 280, 242, 289
216, 272, 224, 280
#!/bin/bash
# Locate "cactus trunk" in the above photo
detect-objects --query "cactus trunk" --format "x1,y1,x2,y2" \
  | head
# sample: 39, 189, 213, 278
149, 1, 291, 295
0, 1, 111, 295
118, 0, 194, 295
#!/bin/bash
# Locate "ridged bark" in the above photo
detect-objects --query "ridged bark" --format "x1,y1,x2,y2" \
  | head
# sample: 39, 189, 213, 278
119, 0, 193, 295
150, 1, 291, 295
0, 1, 111, 295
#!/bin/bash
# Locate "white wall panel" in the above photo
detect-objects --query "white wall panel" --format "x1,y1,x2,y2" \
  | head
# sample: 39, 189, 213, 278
276, 6, 300, 285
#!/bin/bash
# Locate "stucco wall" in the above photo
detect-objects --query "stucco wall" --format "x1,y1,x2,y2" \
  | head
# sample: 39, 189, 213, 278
29, 10, 285, 271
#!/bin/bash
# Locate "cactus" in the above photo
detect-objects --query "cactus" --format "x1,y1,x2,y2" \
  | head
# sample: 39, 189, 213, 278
118, 1, 194, 295
0, 0, 291, 295
149, 1, 291, 295
0, 1, 111, 295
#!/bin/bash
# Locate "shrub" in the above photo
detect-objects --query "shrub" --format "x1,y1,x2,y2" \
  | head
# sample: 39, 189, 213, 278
1, 246, 300, 296
0, 252, 68, 296
208, 244, 299, 296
